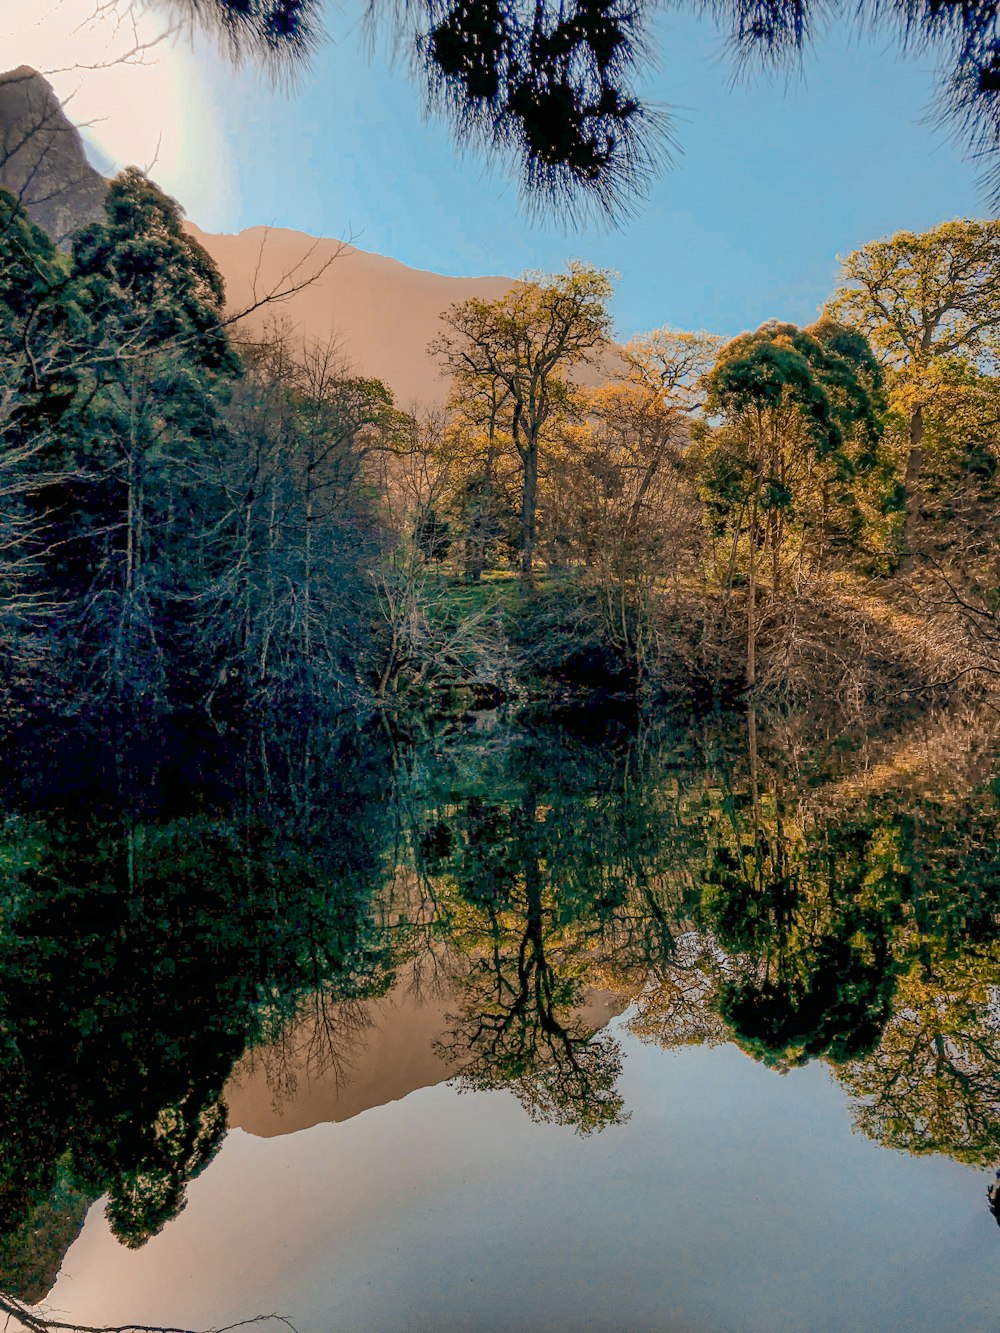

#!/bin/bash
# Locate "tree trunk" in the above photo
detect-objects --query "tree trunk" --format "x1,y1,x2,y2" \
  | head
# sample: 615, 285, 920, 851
126, 449, 136, 595
520, 439, 538, 591
465, 534, 485, 583
901, 404, 925, 573
466, 423, 498, 583
746, 497, 757, 690
304, 480, 313, 665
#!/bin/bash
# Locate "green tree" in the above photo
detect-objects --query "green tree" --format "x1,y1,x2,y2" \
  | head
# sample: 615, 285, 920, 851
0, 188, 82, 702
52, 168, 241, 705
701, 318, 883, 685
828, 220, 1000, 565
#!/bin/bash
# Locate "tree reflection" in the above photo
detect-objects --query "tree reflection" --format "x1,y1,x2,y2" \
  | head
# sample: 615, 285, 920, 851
2, 700, 999, 1306
701, 805, 901, 1068
0, 719, 394, 1294
633, 708, 1000, 1171
434, 787, 627, 1133
397, 715, 708, 1131
398, 706, 1000, 1160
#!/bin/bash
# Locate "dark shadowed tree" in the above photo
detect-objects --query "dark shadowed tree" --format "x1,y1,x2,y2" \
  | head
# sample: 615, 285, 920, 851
0, 189, 84, 703
37, 168, 241, 708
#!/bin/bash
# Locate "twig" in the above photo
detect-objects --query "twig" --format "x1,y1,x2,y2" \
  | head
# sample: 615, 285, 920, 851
0, 1295, 298, 1333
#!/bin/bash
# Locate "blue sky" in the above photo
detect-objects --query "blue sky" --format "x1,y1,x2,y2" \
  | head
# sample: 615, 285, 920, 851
19, 0, 982, 341
202, 9, 983, 340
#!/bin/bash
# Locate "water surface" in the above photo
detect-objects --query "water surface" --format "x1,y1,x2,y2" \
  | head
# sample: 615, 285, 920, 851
2, 705, 998, 1331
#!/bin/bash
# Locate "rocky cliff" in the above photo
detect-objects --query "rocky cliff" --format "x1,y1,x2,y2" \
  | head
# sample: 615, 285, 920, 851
0, 66, 107, 243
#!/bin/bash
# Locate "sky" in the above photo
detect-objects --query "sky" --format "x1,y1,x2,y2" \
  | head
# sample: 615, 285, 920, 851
0, 0, 987, 340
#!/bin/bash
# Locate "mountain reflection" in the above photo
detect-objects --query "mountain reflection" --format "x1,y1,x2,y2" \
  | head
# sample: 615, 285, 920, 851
1, 705, 998, 1301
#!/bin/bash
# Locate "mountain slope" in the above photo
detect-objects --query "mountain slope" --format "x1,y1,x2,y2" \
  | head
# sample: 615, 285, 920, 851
0, 66, 514, 403
187, 222, 513, 404
0, 68, 616, 407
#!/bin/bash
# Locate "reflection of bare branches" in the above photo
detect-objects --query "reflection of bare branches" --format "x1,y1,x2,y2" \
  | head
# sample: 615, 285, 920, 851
841, 964, 1000, 1166
440, 971, 628, 1134
435, 867, 628, 1134
236, 1025, 299, 1114
812, 704, 1000, 814
235, 987, 378, 1115
302, 992, 373, 1087
628, 932, 730, 1050
0, 1295, 297, 1333
402, 940, 453, 1006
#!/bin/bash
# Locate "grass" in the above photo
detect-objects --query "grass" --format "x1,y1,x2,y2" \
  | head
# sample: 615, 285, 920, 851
425, 568, 580, 623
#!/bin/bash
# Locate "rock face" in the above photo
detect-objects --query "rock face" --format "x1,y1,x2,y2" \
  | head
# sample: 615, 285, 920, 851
0, 67, 107, 242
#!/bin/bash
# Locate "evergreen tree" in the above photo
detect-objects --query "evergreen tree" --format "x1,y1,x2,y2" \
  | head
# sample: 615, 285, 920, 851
48, 169, 241, 708
700, 318, 885, 684
0, 189, 83, 705
157, 0, 1000, 219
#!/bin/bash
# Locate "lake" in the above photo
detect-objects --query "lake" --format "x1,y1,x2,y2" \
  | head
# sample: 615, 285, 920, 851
2, 702, 999, 1332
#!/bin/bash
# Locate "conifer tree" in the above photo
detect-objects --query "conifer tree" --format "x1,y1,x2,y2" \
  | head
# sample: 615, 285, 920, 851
60, 169, 240, 705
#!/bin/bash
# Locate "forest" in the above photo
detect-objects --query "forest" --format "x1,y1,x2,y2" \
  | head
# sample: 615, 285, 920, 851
2, 0, 1000, 1318
1, 140, 1000, 1333
1, 167, 998, 736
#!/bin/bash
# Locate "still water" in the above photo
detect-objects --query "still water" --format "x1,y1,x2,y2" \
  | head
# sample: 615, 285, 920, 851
2, 704, 999, 1332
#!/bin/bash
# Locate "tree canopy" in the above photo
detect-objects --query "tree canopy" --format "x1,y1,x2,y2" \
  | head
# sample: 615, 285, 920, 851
829, 219, 1000, 561
433, 263, 613, 587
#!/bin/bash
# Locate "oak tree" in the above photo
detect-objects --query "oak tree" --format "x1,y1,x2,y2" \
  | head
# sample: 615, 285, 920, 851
828, 220, 1000, 565
433, 263, 613, 588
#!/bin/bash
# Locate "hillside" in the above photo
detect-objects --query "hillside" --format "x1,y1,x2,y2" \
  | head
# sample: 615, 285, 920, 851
188, 221, 512, 404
